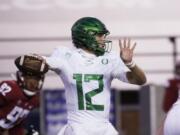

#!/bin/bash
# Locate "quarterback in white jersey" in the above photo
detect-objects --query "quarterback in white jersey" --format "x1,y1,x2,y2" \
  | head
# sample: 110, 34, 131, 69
45, 17, 146, 135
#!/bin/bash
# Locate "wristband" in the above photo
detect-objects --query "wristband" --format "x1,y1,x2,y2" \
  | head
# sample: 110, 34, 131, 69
125, 61, 136, 68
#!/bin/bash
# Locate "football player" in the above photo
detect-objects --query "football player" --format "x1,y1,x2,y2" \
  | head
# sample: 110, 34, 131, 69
44, 17, 147, 135
0, 57, 46, 135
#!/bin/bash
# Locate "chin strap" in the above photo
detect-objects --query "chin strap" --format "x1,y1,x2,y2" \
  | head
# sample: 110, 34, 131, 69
23, 89, 36, 96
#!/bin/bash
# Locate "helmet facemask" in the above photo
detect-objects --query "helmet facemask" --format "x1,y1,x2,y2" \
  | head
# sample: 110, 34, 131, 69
93, 33, 112, 56
16, 71, 44, 96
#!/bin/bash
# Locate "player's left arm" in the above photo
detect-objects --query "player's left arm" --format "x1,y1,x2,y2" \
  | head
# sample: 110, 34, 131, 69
119, 39, 147, 85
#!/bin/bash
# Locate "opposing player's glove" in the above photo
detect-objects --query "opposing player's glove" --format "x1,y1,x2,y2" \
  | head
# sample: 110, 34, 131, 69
15, 54, 49, 75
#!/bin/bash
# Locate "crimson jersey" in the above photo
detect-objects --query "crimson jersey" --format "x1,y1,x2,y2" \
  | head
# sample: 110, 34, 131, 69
163, 78, 179, 112
0, 80, 39, 135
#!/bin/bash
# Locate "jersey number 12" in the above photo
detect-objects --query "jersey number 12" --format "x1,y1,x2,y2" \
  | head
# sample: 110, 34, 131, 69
73, 74, 104, 111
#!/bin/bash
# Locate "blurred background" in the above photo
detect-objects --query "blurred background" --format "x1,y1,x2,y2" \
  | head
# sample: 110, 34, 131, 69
0, 0, 180, 135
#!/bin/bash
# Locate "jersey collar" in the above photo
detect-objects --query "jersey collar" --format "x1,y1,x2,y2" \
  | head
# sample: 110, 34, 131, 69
77, 48, 97, 59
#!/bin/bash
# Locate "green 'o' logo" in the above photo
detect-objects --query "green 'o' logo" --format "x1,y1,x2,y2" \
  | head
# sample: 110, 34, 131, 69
101, 58, 108, 65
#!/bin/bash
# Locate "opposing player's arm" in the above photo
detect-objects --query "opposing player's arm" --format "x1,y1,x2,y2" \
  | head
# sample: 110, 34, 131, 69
0, 81, 12, 107
119, 39, 146, 85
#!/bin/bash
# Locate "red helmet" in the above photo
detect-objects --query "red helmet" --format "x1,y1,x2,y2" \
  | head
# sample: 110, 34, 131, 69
16, 71, 44, 96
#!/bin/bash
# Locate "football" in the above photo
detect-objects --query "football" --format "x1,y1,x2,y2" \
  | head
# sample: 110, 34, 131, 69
15, 54, 49, 75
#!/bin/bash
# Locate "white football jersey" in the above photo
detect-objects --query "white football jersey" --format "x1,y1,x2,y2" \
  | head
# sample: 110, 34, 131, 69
46, 47, 128, 124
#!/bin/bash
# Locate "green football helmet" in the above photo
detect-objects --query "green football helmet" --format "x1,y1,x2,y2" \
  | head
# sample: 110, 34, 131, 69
71, 17, 112, 56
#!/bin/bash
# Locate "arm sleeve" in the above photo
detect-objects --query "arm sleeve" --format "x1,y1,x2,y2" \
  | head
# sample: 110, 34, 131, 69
111, 53, 129, 83
0, 81, 19, 103
45, 47, 67, 72
0, 81, 9, 106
